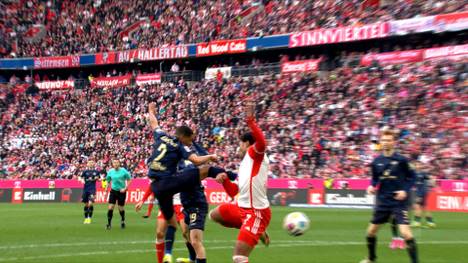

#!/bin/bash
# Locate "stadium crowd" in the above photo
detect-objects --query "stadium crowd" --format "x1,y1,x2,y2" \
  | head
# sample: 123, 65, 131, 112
1, 0, 466, 58
1, 58, 466, 180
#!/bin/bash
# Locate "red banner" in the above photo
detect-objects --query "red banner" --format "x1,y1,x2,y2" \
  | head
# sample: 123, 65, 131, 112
434, 11, 468, 31
196, 39, 247, 57
116, 46, 188, 63
90, 75, 132, 88
423, 44, 468, 61
427, 192, 468, 212
95, 52, 117, 65
289, 22, 390, 48
281, 59, 321, 74
34, 56, 80, 69
35, 80, 75, 90
135, 73, 161, 86
361, 50, 423, 66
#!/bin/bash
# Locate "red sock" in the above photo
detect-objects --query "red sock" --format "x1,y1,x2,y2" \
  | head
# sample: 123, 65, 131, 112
222, 179, 238, 198
147, 203, 154, 216
156, 242, 165, 263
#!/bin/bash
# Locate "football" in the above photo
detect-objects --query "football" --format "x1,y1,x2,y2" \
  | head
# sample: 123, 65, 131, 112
283, 212, 310, 236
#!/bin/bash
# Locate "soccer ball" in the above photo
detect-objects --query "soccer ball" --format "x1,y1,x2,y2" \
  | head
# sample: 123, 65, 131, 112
283, 212, 310, 236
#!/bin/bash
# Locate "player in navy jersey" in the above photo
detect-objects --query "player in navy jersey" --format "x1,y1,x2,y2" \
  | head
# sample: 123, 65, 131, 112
411, 161, 436, 228
78, 160, 102, 224
177, 140, 211, 263
360, 130, 418, 263
146, 102, 236, 263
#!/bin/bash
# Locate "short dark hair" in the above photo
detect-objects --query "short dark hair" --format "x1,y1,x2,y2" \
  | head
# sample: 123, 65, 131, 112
240, 132, 255, 145
176, 125, 194, 137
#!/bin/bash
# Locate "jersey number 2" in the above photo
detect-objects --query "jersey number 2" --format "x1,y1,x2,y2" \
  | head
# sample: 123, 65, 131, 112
155, 144, 167, 161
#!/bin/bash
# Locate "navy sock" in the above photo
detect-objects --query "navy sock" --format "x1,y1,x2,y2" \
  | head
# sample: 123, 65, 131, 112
196, 259, 206, 263
107, 210, 113, 225
367, 236, 377, 261
84, 206, 89, 218
391, 219, 398, 238
186, 242, 196, 261
165, 225, 176, 254
406, 239, 418, 263
119, 210, 125, 222
89, 205, 94, 218
207, 167, 226, 178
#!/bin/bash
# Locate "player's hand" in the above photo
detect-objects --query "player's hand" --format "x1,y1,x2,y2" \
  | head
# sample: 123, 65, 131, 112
367, 185, 376, 195
215, 173, 228, 184
209, 154, 219, 163
394, 190, 407, 201
135, 201, 143, 212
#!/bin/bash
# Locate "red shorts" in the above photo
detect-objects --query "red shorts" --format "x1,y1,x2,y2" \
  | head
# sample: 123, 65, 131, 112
218, 203, 242, 228
238, 207, 271, 247
158, 204, 184, 222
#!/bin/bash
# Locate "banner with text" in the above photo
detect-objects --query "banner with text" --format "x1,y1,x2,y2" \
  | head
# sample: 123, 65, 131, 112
34, 56, 80, 69
325, 189, 375, 207
434, 11, 468, 32
116, 46, 189, 63
35, 80, 75, 90
281, 59, 321, 74
427, 192, 468, 212
361, 50, 423, 66
289, 22, 390, 48
90, 75, 132, 88
423, 44, 468, 61
389, 16, 435, 35
135, 73, 161, 86
196, 39, 247, 57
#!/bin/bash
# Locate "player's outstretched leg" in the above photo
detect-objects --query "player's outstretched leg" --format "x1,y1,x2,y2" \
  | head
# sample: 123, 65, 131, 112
190, 229, 206, 263
399, 225, 419, 263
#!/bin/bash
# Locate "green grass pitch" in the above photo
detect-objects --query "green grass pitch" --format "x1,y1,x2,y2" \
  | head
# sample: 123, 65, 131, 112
0, 204, 467, 263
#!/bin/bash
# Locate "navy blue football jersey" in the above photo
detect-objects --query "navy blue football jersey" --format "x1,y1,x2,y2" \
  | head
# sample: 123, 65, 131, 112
179, 142, 208, 208
81, 169, 101, 192
370, 153, 416, 207
147, 129, 194, 179
415, 172, 430, 196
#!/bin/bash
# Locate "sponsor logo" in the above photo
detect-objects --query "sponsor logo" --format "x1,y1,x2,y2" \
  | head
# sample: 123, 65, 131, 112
207, 191, 232, 204
23, 191, 56, 201
325, 190, 375, 206
197, 39, 246, 56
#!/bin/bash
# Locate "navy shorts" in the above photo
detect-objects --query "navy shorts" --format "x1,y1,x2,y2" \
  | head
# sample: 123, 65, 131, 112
184, 204, 208, 231
108, 189, 126, 206
371, 206, 410, 225
81, 190, 96, 203
151, 168, 200, 220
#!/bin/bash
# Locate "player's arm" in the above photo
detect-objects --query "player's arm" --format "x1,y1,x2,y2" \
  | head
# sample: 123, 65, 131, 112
367, 162, 379, 194
148, 102, 160, 130
104, 171, 111, 190
78, 172, 85, 184
187, 153, 218, 166
122, 169, 132, 193
215, 173, 239, 198
245, 100, 266, 157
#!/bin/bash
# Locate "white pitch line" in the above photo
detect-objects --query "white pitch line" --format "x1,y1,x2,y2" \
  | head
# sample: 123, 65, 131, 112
1, 240, 468, 262
0, 239, 315, 250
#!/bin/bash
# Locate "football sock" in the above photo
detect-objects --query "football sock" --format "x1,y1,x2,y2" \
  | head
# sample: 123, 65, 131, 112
186, 242, 196, 261
147, 203, 154, 216
196, 259, 206, 263
406, 238, 419, 263
208, 167, 226, 178
414, 216, 421, 222
391, 220, 398, 238
367, 236, 377, 261
89, 205, 94, 218
426, 217, 433, 223
156, 241, 165, 263
164, 225, 176, 254
84, 206, 89, 218
119, 210, 125, 222
107, 209, 113, 225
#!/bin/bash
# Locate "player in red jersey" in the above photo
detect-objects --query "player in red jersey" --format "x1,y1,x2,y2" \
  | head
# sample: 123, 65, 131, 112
211, 101, 271, 263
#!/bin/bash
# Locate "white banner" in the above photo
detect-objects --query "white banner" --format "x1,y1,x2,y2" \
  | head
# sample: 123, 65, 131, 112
205, 67, 232, 80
